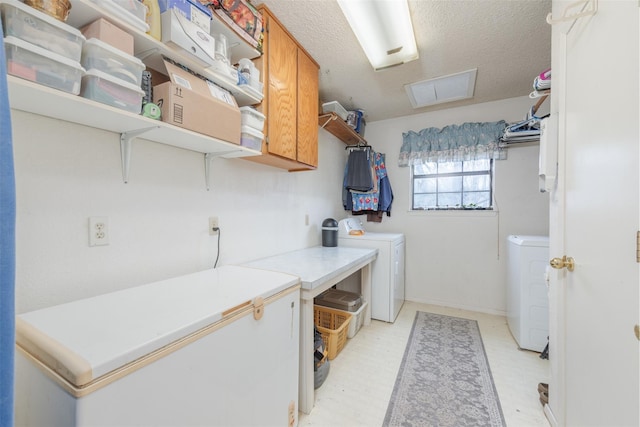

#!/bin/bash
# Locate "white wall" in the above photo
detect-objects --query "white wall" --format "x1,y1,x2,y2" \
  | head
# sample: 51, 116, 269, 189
13, 95, 549, 316
361, 96, 549, 314
13, 111, 346, 313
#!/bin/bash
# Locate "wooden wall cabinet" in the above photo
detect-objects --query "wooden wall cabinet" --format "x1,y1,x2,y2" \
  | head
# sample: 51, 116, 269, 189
247, 5, 320, 171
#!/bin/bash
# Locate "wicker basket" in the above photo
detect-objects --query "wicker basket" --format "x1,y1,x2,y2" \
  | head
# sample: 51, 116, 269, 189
314, 305, 351, 360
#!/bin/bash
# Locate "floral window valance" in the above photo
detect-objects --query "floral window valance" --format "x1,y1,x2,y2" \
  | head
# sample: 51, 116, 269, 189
398, 121, 507, 166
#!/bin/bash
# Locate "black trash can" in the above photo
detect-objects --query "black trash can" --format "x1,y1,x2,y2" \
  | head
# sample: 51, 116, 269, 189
321, 218, 338, 247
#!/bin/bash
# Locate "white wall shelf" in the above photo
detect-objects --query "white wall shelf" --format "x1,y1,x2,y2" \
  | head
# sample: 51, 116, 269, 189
66, 0, 263, 106
7, 0, 265, 189
8, 76, 261, 189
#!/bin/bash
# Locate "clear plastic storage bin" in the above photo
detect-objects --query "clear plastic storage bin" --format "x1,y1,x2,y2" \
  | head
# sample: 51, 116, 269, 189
0, 0, 85, 61
81, 68, 144, 113
240, 125, 263, 151
322, 101, 348, 120
81, 38, 145, 86
90, 0, 149, 32
4, 36, 84, 94
239, 106, 265, 131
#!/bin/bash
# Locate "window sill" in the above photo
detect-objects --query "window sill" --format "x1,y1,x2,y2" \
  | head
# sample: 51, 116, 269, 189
407, 209, 499, 218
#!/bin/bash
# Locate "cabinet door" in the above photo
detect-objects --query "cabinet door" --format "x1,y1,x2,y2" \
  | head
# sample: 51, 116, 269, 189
296, 49, 319, 167
266, 16, 298, 161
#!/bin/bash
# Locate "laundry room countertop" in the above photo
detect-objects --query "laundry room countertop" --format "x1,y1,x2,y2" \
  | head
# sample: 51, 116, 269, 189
242, 246, 378, 292
241, 245, 378, 414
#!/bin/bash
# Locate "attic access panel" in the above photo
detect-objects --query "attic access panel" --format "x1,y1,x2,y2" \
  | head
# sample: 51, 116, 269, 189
405, 68, 477, 108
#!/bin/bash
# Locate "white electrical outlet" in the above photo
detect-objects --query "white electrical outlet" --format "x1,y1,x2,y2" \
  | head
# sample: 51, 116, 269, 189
209, 216, 219, 235
89, 217, 109, 246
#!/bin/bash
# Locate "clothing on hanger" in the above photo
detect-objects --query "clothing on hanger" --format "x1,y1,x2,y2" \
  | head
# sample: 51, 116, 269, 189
345, 149, 373, 192
346, 151, 393, 221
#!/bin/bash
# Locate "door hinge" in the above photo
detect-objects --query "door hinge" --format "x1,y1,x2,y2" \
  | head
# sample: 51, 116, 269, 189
636, 231, 640, 262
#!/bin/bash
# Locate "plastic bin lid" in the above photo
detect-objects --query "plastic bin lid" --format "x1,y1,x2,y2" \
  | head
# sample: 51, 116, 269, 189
15, 266, 299, 389
3, 36, 85, 71
84, 68, 145, 94
83, 38, 145, 68
0, 0, 85, 38
239, 106, 265, 119
322, 218, 338, 230
241, 125, 264, 138
91, 0, 149, 32
507, 235, 549, 247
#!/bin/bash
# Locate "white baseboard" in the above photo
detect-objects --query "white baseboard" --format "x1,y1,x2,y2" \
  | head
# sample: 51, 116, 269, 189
405, 297, 507, 317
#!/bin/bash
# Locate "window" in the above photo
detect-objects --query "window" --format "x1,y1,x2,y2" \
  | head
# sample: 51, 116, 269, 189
412, 159, 493, 210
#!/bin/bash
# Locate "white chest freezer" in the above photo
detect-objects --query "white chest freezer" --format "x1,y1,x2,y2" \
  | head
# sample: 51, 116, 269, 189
506, 235, 550, 352
15, 266, 301, 427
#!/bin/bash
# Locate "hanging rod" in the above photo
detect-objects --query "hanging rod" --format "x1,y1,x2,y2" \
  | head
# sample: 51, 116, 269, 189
546, 0, 597, 25
345, 143, 372, 150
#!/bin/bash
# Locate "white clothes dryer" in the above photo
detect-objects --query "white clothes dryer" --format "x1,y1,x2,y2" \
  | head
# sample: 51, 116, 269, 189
338, 218, 405, 323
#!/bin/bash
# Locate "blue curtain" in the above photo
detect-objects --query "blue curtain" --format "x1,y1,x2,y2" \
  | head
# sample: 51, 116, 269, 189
398, 121, 507, 166
0, 18, 17, 427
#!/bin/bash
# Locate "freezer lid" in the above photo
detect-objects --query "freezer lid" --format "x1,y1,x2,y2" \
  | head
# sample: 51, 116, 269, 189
16, 266, 299, 388
507, 235, 549, 247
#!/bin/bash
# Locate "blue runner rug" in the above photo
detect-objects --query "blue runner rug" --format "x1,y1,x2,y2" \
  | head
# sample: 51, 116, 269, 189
383, 312, 505, 427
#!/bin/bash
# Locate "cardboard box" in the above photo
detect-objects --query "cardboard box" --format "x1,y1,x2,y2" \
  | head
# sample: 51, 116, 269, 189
159, 0, 211, 32
80, 18, 134, 56
161, 9, 216, 67
153, 59, 240, 144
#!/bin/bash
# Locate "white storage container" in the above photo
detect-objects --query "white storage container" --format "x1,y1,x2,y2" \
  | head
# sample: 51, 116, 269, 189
81, 38, 145, 86
112, 0, 147, 22
161, 8, 215, 66
3, 36, 84, 95
330, 301, 367, 339
239, 106, 265, 131
14, 266, 301, 427
240, 125, 263, 151
0, 0, 85, 61
81, 68, 144, 113
322, 101, 348, 120
90, 0, 149, 32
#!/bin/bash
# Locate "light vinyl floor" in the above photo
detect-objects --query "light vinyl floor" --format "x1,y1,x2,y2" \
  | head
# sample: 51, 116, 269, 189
299, 301, 550, 427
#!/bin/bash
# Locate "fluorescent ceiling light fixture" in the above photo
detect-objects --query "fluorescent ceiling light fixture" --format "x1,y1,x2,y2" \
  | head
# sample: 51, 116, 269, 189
337, 0, 418, 71
405, 68, 478, 108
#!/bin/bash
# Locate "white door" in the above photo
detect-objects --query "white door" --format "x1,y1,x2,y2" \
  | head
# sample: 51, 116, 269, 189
548, 1, 639, 426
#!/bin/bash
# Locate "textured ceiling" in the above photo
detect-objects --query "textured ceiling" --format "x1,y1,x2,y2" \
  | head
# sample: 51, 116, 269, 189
256, 0, 552, 122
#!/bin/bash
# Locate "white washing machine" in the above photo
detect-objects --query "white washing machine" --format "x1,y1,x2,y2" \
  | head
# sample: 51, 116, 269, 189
338, 218, 405, 323
506, 235, 550, 352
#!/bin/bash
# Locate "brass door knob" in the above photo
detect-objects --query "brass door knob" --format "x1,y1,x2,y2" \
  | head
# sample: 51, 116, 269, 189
550, 256, 575, 272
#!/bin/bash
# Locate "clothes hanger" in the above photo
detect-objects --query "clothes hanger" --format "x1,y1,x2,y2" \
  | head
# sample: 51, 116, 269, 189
345, 141, 372, 151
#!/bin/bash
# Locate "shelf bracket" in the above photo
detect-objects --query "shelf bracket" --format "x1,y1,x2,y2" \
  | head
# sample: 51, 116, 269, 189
320, 114, 338, 129
120, 126, 161, 183
204, 151, 241, 191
